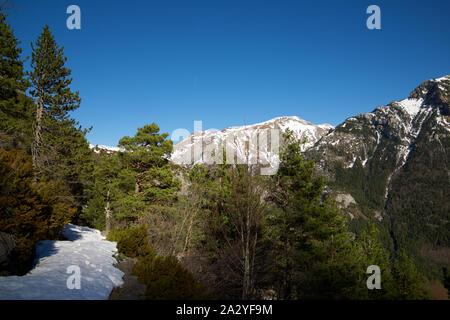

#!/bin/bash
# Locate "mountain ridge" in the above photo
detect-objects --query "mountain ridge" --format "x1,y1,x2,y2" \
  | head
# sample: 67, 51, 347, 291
168, 75, 450, 278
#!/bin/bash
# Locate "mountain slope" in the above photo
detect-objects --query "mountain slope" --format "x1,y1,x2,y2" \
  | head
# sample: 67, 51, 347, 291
169, 75, 450, 279
171, 116, 333, 169
306, 75, 450, 278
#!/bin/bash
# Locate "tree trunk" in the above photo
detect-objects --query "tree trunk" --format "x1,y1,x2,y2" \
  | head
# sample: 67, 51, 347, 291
135, 180, 139, 194
105, 188, 111, 236
242, 206, 251, 299
183, 210, 197, 257
32, 96, 43, 181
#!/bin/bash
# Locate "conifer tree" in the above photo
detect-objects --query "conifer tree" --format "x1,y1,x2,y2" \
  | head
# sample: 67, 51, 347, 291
355, 222, 392, 299
27, 25, 92, 215
385, 249, 430, 299
27, 25, 81, 178
0, 11, 32, 149
118, 123, 180, 205
268, 129, 325, 299
268, 130, 362, 299
82, 150, 138, 230
0, 148, 75, 273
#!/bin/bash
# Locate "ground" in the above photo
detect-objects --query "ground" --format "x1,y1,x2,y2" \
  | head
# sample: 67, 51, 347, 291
0, 224, 124, 299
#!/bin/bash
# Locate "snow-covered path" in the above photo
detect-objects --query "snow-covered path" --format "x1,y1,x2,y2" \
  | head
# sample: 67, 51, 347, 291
0, 224, 124, 299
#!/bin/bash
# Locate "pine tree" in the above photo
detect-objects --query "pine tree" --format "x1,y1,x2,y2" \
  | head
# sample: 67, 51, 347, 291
385, 249, 430, 300
353, 222, 392, 299
268, 129, 325, 299
118, 123, 180, 205
0, 11, 25, 97
82, 150, 138, 230
27, 25, 81, 178
0, 11, 32, 149
268, 129, 362, 299
27, 25, 93, 215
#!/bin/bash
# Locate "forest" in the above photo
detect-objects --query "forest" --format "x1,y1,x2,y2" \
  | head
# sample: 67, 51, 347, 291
0, 10, 445, 300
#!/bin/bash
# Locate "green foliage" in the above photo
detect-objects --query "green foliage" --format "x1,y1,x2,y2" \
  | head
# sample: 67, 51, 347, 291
0, 15, 92, 275
0, 148, 75, 273
109, 224, 207, 300
0, 12, 25, 90
0, 12, 33, 150
119, 123, 180, 205
42, 117, 94, 210
27, 25, 80, 119
353, 222, 393, 299
107, 225, 154, 258
329, 112, 449, 281
386, 114, 450, 280
385, 250, 431, 300
26, 24, 93, 213
266, 130, 364, 299
83, 124, 180, 229
82, 152, 137, 228
133, 255, 208, 300
197, 164, 268, 298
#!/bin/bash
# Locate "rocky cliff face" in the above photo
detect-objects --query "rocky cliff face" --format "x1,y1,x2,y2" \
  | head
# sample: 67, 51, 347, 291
308, 75, 449, 213
307, 75, 449, 276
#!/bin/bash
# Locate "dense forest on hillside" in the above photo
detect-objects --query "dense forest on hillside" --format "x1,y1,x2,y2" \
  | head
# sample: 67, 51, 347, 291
0, 10, 446, 299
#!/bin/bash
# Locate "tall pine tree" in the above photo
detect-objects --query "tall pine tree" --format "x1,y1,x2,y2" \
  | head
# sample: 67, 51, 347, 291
27, 25, 81, 178
268, 129, 362, 299
27, 25, 92, 215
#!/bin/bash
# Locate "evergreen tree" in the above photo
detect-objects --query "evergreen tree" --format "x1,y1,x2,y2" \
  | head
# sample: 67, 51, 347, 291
268, 130, 362, 299
0, 11, 32, 149
0, 11, 25, 98
27, 25, 81, 178
82, 150, 139, 230
0, 148, 75, 273
27, 25, 92, 214
354, 222, 392, 299
118, 123, 180, 205
385, 249, 430, 300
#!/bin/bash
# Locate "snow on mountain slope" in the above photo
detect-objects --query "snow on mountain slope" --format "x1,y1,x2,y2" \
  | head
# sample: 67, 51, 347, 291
312, 75, 449, 171
306, 75, 450, 222
170, 116, 333, 171
89, 144, 123, 153
0, 224, 124, 300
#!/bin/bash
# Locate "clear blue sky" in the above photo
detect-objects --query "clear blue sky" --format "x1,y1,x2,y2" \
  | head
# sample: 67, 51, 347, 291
6, 0, 450, 146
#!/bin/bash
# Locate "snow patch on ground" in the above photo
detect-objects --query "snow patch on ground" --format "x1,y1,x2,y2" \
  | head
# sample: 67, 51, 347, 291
0, 224, 124, 300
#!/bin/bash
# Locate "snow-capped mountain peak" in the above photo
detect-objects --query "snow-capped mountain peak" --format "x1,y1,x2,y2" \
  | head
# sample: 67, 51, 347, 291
170, 116, 333, 173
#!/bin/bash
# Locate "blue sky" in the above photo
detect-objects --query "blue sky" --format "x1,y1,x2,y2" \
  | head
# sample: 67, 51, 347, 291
6, 0, 450, 146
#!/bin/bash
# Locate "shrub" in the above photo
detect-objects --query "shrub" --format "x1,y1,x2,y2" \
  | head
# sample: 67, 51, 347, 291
133, 255, 208, 300
0, 148, 76, 274
107, 225, 154, 258
108, 223, 208, 299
